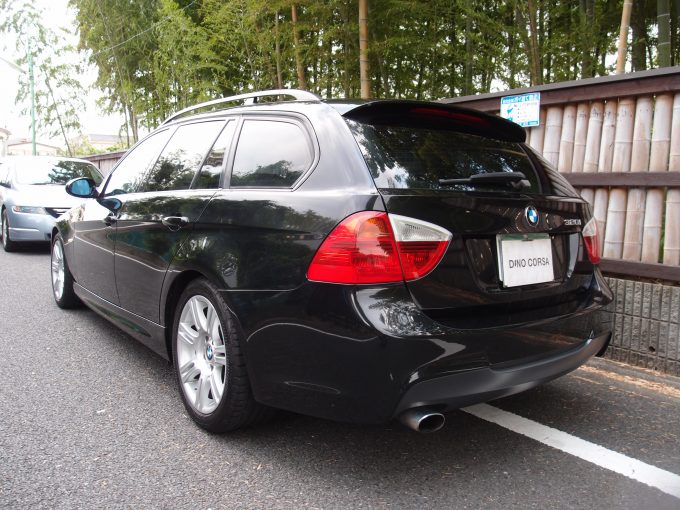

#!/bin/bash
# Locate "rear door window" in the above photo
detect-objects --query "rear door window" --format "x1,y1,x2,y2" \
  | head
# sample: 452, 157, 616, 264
347, 120, 541, 193
230, 119, 312, 188
142, 121, 224, 192
193, 120, 236, 189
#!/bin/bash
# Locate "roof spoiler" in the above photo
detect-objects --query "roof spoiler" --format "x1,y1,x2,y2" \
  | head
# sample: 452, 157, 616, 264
341, 100, 526, 143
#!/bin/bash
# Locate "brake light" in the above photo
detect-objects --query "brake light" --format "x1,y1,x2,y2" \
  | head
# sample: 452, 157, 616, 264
307, 211, 451, 284
582, 217, 601, 265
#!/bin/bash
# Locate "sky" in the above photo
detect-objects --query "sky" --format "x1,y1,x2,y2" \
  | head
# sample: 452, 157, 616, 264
0, 0, 124, 146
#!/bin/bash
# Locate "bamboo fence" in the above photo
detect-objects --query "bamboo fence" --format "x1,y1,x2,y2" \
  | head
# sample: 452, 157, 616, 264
444, 67, 680, 275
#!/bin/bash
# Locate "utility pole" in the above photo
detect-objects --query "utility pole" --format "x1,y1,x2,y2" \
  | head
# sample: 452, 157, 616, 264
27, 36, 36, 155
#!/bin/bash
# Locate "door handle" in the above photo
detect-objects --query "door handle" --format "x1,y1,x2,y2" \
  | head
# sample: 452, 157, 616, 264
161, 216, 189, 229
103, 215, 117, 226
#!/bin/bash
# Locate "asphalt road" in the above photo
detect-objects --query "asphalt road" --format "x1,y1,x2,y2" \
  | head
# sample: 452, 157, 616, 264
1, 245, 679, 509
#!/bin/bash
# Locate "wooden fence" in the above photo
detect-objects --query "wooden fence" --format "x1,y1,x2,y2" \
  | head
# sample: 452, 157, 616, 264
444, 67, 680, 282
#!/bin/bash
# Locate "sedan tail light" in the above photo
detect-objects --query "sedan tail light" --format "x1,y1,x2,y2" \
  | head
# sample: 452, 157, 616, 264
582, 217, 601, 265
307, 211, 451, 284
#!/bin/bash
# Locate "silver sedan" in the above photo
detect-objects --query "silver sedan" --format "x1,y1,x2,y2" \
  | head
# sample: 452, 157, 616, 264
0, 156, 103, 251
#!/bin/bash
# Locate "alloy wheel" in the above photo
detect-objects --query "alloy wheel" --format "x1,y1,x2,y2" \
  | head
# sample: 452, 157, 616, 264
176, 295, 227, 414
51, 240, 65, 300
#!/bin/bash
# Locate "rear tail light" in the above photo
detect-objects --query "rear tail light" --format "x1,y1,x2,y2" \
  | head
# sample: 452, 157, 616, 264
582, 217, 601, 265
307, 211, 451, 284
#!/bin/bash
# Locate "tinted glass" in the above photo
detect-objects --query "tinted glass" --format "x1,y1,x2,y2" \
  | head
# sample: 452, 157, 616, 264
16, 160, 103, 186
143, 121, 224, 192
231, 120, 311, 187
347, 120, 540, 193
105, 130, 171, 196
194, 121, 235, 189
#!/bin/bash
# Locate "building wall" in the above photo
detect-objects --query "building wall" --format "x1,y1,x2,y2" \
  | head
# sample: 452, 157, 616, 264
8, 142, 58, 156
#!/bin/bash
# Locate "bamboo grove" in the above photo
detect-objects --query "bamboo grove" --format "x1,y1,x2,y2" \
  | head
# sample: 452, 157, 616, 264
65, 0, 680, 141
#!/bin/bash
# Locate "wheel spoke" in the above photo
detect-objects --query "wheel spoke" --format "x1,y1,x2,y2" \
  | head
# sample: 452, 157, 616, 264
209, 371, 222, 403
178, 322, 199, 346
212, 345, 226, 366
190, 298, 207, 333
179, 361, 200, 384
194, 374, 209, 412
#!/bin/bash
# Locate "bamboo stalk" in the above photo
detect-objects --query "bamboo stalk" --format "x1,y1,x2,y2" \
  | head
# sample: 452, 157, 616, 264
642, 189, 664, 263
649, 94, 673, 171
580, 188, 594, 206
670, 93, 680, 171
665, 190, 680, 265
572, 103, 589, 172
622, 188, 646, 260
642, 94, 673, 263
593, 188, 609, 252
558, 105, 577, 172
604, 99, 635, 259
664, 93, 680, 264
604, 189, 628, 258
528, 108, 547, 153
612, 98, 636, 172
623, 97, 653, 261
597, 100, 618, 172
583, 102, 604, 173
543, 106, 563, 167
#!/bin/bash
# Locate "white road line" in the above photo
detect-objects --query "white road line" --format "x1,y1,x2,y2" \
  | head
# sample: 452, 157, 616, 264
462, 403, 680, 500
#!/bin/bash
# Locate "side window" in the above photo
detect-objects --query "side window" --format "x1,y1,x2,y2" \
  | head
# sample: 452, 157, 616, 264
230, 119, 312, 188
104, 130, 171, 196
142, 121, 224, 193
193, 121, 236, 189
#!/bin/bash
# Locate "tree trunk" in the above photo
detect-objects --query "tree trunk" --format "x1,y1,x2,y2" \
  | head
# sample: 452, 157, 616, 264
579, 0, 594, 77
291, 4, 307, 90
274, 10, 283, 89
616, 0, 633, 73
658, 0, 672, 67
464, 15, 473, 94
527, 0, 542, 85
359, 0, 370, 99
631, 1, 648, 71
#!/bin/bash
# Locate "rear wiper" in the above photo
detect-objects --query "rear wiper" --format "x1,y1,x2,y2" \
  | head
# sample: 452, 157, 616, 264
439, 171, 530, 189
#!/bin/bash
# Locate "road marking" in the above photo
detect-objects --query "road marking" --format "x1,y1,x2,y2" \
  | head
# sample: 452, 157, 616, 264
462, 403, 680, 500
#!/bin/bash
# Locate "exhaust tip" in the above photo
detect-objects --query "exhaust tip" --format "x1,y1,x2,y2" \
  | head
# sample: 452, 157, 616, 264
399, 407, 446, 433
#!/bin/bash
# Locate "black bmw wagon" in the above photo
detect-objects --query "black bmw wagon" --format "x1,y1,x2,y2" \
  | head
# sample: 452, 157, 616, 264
52, 90, 612, 433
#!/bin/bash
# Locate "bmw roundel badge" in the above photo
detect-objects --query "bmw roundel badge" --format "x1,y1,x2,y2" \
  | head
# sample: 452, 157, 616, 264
525, 206, 539, 227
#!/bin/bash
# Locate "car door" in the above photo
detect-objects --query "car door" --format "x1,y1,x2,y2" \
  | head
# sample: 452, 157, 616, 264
113, 120, 233, 323
73, 129, 172, 304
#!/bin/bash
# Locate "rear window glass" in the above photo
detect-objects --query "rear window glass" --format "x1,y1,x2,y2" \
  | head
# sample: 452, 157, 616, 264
347, 120, 541, 193
16, 160, 103, 186
230, 119, 312, 188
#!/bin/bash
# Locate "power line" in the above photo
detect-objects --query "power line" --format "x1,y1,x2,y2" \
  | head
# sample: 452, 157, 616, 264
90, 0, 197, 58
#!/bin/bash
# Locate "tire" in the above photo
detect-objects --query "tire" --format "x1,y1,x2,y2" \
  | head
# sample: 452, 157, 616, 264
2, 209, 18, 252
51, 234, 82, 309
172, 278, 271, 433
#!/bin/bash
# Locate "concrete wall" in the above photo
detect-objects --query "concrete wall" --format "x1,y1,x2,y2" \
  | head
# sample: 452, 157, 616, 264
603, 277, 680, 376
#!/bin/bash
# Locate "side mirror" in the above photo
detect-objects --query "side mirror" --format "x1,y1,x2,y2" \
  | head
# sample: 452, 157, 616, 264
66, 177, 99, 198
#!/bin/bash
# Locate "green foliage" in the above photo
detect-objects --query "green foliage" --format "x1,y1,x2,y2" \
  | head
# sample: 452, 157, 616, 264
1, 0, 85, 151
69, 0, 673, 131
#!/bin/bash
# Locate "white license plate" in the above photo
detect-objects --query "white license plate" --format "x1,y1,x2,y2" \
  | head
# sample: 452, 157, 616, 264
496, 234, 555, 288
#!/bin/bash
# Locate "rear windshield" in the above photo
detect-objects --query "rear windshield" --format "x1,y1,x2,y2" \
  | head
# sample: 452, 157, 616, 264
347, 120, 541, 193
17, 160, 103, 186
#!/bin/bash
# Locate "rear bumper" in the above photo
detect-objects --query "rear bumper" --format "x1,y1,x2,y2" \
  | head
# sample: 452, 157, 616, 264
226, 272, 612, 424
393, 330, 610, 416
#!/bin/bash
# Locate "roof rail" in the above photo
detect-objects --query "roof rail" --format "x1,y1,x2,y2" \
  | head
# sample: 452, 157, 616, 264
161, 89, 320, 125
